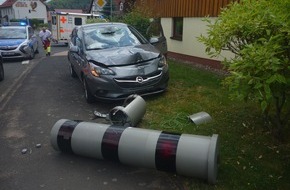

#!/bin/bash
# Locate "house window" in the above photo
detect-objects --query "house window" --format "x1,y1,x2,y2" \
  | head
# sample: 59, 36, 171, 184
74, 18, 82, 26
171, 17, 183, 41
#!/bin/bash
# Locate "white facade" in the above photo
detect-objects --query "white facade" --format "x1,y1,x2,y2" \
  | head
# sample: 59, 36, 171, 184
162, 17, 234, 62
0, 0, 47, 23
0, 7, 14, 23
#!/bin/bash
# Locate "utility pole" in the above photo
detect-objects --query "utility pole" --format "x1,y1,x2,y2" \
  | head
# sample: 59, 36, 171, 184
110, 0, 113, 21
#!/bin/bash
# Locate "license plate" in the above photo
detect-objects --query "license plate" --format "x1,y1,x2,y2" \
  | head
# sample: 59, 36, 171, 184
2, 52, 15, 56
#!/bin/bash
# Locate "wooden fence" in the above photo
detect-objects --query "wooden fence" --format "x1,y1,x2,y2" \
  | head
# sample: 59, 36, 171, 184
135, 0, 239, 17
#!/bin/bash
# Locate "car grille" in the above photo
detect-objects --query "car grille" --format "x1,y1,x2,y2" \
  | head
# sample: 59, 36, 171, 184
0, 46, 17, 50
1, 52, 21, 57
114, 70, 163, 88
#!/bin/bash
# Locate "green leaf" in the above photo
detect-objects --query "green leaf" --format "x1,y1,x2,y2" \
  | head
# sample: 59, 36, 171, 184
261, 101, 268, 112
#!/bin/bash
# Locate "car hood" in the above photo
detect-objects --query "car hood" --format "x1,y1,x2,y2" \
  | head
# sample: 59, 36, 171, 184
86, 44, 160, 66
0, 39, 25, 47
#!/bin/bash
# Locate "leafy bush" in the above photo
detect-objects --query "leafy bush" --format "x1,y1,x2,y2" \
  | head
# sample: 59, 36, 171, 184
198, 0, 290, 140
38, 23, 49, 30
29, 19, 44, 29
86, 18, 108, 24
86, 0, 152, 39
121, 10, 151, 39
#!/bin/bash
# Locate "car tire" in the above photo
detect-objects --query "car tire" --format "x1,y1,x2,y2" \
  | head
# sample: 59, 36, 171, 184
35, 47, 39, 54
0, 62, 4, 81
29, 47, 35, 60
70, 64, 77, 78
83, 78, 95, 103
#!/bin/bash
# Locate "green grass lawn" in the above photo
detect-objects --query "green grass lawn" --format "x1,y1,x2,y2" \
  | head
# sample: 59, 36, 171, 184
140, 59, 290, 190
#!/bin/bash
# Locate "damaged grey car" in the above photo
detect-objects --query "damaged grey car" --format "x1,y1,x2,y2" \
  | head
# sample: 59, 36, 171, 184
68, 22, 169, 103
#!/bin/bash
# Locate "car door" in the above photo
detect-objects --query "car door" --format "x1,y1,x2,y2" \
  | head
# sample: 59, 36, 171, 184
75, 35, 86, 74
68, 28, 80, 77
70, 29, 86, 78
68, 28, 77, 60
146, 18, 168, 57
0, 55, 4, 81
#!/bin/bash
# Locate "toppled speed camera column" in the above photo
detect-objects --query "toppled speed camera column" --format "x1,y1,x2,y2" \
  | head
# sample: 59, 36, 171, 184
93, 94, 146, 126
108, 94, 146, 126
51, 119, 220, 184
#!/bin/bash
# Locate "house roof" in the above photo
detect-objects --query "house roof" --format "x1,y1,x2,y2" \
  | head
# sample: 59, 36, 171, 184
0, 0, 47, 8
0, 0, 16, 8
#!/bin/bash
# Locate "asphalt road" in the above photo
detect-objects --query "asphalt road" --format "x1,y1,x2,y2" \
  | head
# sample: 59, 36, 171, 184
0, 43, 187, 190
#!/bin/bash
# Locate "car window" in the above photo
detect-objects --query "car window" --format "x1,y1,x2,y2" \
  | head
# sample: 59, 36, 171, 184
76, 29, 83, 52
147, 19, 163, 38
70, 28, 78, 45
52, 16, 57, 25
76, 37, 81, 47
0, 27, 27, 39
84, 25, 143, 50
128, 26, 148, 44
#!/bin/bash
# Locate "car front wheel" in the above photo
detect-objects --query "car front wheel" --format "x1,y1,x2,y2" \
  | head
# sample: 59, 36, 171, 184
35, 46, 39, 54
70, 63, 77, 78
83, 78, 95, 103
0, 63, 4, 81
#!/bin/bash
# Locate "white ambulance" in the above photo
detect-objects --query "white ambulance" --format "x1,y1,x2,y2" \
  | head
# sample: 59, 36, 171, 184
51, 12, 103, 44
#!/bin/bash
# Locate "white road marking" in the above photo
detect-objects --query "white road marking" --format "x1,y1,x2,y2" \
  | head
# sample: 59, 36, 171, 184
51, 50, 68, 56
22, 60, 30, 65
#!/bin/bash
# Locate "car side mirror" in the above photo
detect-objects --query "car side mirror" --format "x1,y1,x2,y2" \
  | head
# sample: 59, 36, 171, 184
149, 37, 159, 44
69, 45, 80, 54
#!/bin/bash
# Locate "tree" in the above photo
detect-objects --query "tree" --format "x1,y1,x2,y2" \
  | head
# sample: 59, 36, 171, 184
47, 0, 91, 11
198, 0, 290, 140
121, 10, 151, 38
100, 0, 116, 19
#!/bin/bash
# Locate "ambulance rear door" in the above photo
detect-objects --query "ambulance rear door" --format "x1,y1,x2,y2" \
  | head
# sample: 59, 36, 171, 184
59, 15, 87, 44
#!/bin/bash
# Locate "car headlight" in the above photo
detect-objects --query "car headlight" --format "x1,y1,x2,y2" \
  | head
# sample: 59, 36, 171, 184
158, 55, 167, 67
21, 42, 29, 46
19, 43, 29, 53
89, 62, 115, 77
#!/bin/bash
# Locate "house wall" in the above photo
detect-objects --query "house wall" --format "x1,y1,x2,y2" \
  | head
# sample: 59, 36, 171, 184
0, 7, 14, 22
135, 0, 238, 69
162, 17, 234, 63
12, 0, 47, 23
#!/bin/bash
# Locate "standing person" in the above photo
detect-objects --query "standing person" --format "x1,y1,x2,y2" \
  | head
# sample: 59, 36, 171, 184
39, 27, 52, 56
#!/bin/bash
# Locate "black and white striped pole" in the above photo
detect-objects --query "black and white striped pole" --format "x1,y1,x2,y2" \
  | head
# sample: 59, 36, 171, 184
50, 119, 220, 184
